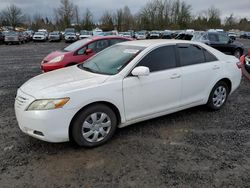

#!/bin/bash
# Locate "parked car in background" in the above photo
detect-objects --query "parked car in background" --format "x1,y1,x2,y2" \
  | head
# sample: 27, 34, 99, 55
149, 31, 160, 39
192, 31, 244, 58
175, 32, 193, 40
41, 36, 132, 72
23, 32, 31, 42
4, 31, 25, 44
79, 30, 92, 39
0, 31, 4, 43
38, 29, 48, 39
161, 30, 173, 39
119, 32, 132, 38
64, 28, 75, 35
92, 28, 103, 36
49, 31, 62, 42
33, 32, 47, 41
15, 40, 242, 147
228, 32, 236, 41
64, 32, 78, 43
240, 32, 250, 39
136, 31, 147, 40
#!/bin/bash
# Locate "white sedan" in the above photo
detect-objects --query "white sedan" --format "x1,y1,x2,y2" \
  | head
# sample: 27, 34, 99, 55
15, 40, 242, 147
32, 32, 46, 41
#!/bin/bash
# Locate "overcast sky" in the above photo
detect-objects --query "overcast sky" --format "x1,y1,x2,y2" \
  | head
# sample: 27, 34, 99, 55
0, 0, 249, 21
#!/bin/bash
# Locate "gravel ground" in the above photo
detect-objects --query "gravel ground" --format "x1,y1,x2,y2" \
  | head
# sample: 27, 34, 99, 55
0, 39, 250, 188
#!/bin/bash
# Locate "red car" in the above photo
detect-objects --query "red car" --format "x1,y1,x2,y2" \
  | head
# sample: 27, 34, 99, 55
41, 36, 132, 72
239, 49, 250, 80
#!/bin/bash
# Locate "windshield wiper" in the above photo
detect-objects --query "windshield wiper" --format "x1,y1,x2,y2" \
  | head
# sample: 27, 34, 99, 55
82, 66, 98, 73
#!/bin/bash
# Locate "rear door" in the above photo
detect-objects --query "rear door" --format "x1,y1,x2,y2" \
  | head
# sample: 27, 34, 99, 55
177, 44, 221, 106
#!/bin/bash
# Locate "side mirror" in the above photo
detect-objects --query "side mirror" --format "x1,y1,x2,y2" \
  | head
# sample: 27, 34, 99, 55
85, 48, 93, 55
131, 66, 150, 77
228, 38, 233, 43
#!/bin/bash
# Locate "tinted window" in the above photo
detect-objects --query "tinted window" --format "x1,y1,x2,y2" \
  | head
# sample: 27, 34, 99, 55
110, 39, 127, 45
96, 40, 109, 52
208, 33, 219, 42
178, 44, 205, 66
204, 49, 218, 62
87, 41, 97, 51
137, 46, 176, 72
88, 40, 109, 53
218, 33, 229, 44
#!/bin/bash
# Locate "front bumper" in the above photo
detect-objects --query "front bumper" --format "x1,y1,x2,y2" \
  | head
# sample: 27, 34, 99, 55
15, 89, 76, 143
41, 61, 64, 72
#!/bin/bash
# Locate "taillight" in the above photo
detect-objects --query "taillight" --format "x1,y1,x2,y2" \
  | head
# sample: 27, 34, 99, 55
237, 55, 245, 69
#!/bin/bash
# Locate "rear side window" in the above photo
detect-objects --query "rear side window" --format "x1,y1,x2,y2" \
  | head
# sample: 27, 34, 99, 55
204, 50, 218, 62
178, 44, 205, 66
137, 45, 177, 72
110, 39, 127, 45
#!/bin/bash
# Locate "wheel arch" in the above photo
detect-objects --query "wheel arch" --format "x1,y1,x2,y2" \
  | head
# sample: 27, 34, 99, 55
219, 78, 232, 93
206, 77, 232, 104
68, 101, 121, 141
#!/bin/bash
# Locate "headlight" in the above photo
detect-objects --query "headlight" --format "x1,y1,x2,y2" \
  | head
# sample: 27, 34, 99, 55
48, 55, 64, 64
27, 98, 69, 111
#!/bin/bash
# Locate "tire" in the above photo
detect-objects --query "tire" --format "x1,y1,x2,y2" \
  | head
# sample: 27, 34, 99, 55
72, 104, 117, 147
207, 81, 229, 110
234, 49, 242, 59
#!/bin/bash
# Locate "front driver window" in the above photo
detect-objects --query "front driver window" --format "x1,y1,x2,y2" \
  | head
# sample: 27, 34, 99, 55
77, 46, 87, 55
136, 46, 177, 72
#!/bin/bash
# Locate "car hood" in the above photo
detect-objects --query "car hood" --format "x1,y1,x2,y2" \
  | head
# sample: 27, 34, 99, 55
43, 51, 67, 61
20, 66, 109, 98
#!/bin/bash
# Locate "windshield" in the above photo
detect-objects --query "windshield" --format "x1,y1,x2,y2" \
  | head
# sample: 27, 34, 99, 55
63, 38, 92, 52
6, 31, 17, 36
35, 32, 45, 35
79, 45, 145, 75
50, 32, 59, 35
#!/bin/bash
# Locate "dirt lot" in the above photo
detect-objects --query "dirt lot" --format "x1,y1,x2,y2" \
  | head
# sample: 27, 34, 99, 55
0, 39, 250, 188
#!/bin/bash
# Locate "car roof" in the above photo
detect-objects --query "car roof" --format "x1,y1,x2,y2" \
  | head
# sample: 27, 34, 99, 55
91, 36, 131, 40
118, 39, 203, 48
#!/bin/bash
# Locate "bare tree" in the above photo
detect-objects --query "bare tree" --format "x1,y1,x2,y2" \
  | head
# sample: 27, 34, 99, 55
122, 6, 134, 31
225, 14, 237, 29
206, 6, 221, 28
1, 4, 24, 29
74, 5, 80, 25
100, 10, 114, 31
114, 8, 123, 31
56, 0, 74, 28
82, 8, 94, 30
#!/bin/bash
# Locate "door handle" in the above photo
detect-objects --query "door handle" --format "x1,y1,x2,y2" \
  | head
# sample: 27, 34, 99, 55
212, 65, 220, 70
170, 73, 181, 79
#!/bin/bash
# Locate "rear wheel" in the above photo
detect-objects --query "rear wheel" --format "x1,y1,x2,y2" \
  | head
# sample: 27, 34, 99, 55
72, 104, 117, 147
207, 81, 229, 110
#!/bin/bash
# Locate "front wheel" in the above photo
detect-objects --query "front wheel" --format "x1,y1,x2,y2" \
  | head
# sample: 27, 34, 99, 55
207, 81, 229, 110
72, 104, 117, 147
